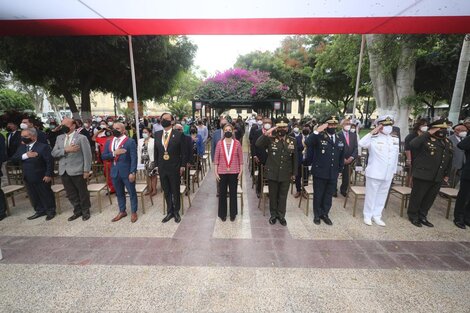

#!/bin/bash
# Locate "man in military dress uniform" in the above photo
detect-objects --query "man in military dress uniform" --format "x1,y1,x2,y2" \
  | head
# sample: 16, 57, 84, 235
256, 117, 298, 226
407, 119, 453, 227
305, 116, 345, 225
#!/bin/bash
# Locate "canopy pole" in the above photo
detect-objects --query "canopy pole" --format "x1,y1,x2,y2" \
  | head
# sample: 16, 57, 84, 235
352, 34, 365, 118
128, 35, 140, 140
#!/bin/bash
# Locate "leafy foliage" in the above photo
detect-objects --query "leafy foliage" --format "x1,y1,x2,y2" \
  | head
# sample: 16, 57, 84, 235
168, 101, 192, 120
0, 89, 34, 112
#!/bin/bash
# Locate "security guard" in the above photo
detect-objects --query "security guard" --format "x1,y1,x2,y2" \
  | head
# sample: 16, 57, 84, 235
305, 116, 344, 225
407, 119, 453, 227
256, 117, 298, 226
359, 115, 400, 227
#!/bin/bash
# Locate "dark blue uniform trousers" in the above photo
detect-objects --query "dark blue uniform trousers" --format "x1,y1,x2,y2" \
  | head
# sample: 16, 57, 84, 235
313, 177, 337, 218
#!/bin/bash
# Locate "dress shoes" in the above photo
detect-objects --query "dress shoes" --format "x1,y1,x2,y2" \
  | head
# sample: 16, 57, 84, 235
174, 212, 181, 223
410, 219, 422, 227
454, 221, 466, 229
111, 212, 127, 222
278, 217, 287, 226
82, 215, 90, 221
131, 213, 138, 223
419, 218, 434, 227
340, 191, 347, 197
313, 217, 321, 225
45, 213, 56, 221
294, 192, 301, 198
220, 216, 227, 222
269, 216, 277, 225
332, 192, 338, 198
0, 214, 7, 221
364, 218, 372, 226
68, 214, 82, 221
162, 213, 174, 223
230, 216, 236, 222
28, 212, 46, 220
321, 215, 333, 226
372, 217, 386, 227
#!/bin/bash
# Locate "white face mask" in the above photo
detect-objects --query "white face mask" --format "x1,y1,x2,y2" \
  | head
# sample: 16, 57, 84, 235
107, 122, 113, 126
343, 125, 351, 131
20, 123, 28, 130
100, 125, 107, 129
350, 128, 356, 133
420, 126, 428, 132
382, 125, 393, 135
142, 133, 149, 139
96, 117, 102, 122
264, 123, 272, 130
293, 127, 299, 133
458, 131, 467, 138
257, 120, 263, 126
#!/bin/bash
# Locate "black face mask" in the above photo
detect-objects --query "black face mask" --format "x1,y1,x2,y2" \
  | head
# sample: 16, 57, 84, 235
6, 127, 12, 132
61, 125, 70, 134
112, 129, 122, 137
190, 130, 197, 135
224, 131, 233, 138
326, 128, 336, 135
277, 130, 287, 137
161, 119, 172, 128
22, 137, 33, 144
434, 130, 446, 138
302, 130, 310, 136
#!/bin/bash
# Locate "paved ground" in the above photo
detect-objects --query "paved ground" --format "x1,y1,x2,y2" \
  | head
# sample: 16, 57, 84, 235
1, 153, 469, 312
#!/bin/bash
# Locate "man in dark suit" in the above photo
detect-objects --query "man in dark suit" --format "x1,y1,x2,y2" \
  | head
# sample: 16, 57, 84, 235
252, 118, 272, 195
453, 133, 470, 229
11, 128, 56, 220
294, 124, 311, 198
6, 122, 22, 158
102, 122, 138, 223
155, 113, 188, 223
21, 117, 48, 145
211, 118, 227, 161
337, 118, 358, 197
305, 116, 345, 226
0, 134, 7, 220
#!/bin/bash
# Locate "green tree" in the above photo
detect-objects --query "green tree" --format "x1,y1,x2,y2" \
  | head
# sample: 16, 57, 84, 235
168, 101, 192, 120
0, 89, 34, 112
0, 36, 196, 120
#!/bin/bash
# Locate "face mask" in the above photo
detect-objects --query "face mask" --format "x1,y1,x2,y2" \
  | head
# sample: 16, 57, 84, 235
182, 121, 186, 125
293, 127, 299, 133
326, 128, 336, 135
264, 123, 271, 130
96, 117, 102, 122
107, 122, 113, 127
20, 123, 28, 130
458, 131, 467, 138
343, 125, 351, 131
420, 126, 428, 132
161, 119, 172, 128
61, 125, 71, 134
112, 129, 122, 137
224, 131, 233, 138
100, 125, 107, 129
350, 128, 356, 133
142, 133, 149, 139
302, 130, 310, 136
190, 130, 197, 135
434, 130, 446, 138
257, 120, 263, 125
382, 125, 393, 135
277, 129, 287, 137
21, 137, 33, 144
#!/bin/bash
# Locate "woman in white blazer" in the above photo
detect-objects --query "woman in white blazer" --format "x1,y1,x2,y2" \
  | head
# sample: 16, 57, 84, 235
137, 127, 157, 196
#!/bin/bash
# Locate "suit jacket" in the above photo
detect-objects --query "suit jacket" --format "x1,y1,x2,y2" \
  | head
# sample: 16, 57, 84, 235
337, 130, 358, 160
449, 134, 465, 171
11, 141, 53, 183
183, 135, 193, 164
252, 128, 269, 164
0, 134, 6, 177
154, 129, 188, 172
36, 129, 48, 145
52, 132, 92, 176
457, 135, 470, 180
305, 131, 345, 180
211, 128, 223, 161
137, 137, 155, 166
6, 130, 21, 158
101, 136, 137, 178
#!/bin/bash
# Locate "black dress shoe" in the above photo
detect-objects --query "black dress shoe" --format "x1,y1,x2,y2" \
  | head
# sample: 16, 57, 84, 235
174, 212, 181, 223
230, 216, 236, 222
454, 221, 466, 229
269, 217, 277, 225
278, 217, 287, 226
82, 215, 90, 221
220, 216, 227, 222
68, 214, 82, 221
321, 215, 333, 226
162, 213, 174, 223
313, 217, 321, 225
332, 193, 338, 198
340, 191, 347, 197
0, 214, 7, 221
410, 219, 422, 227
45, 214, 56, 221
419, 218, 434, 227
28, 213, 46, 220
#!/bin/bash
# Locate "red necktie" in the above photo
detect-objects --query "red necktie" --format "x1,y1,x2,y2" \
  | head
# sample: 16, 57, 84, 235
345, 132, 350, 146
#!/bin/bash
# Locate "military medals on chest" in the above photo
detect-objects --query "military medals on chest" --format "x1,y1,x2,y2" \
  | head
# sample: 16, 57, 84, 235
162, 130, 171, 160
222, 138, 235, 170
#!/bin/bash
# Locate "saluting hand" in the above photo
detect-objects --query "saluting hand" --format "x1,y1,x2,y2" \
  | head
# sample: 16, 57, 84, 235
266, 126, 277, 137
371, 125, 383, 135
316, 123, 328, 133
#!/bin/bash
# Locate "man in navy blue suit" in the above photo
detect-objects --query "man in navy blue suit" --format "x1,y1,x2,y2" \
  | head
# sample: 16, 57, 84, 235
11, 128, 56, 220
0, 133, 7, 220
293, 124, 312, 198
211, 118, 227, 162
102, 123, 138, 223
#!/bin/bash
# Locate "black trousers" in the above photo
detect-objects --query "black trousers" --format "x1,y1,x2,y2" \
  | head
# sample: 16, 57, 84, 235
62, 173, 91, 216
453, 177, 470, 223
0, 188, 6, 217
160, 170, 181, 214
295, 165, 309, 193
218, 173, 238, 218
268, 179, 290, 218
256, 162, 265, 195
340, 164, 350, 194
407, 177, 441, 220
25, 180, 56, 215
313, 177, 337, 218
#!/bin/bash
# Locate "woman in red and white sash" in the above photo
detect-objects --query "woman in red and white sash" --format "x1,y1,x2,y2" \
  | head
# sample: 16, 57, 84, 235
214, 123, 243, 221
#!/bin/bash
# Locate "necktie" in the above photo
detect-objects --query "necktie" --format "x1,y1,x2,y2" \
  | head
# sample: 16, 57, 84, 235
65, 134, 71, 147
26, 145, 31, 152
331, 135, 335, 144
345, 132, 350, 145
164, 131, 169, 141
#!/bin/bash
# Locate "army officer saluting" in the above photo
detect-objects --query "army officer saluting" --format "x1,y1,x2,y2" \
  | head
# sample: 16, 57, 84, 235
256, 116, 298, 226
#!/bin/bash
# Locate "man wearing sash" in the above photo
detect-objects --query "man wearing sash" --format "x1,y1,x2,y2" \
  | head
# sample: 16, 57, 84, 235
101, 123, 138, 223
154, 113, 188, 223
256, 117, 298, 226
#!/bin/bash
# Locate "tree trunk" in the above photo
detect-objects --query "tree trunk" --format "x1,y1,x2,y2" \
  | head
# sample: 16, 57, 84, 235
80, 87, 92, 120
448, 34, 470, 124
62, 89, 79, 118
